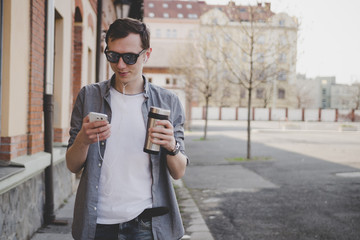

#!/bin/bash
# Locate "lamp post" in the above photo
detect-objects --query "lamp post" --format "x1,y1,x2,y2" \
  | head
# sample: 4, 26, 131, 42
114, 0, 131, 19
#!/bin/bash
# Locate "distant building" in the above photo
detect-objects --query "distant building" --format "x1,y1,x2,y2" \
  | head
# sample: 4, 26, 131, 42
292, 74, 321, 108
317, 76, 336, 108
294, 74, 360, 110
144, 0, 298, 112
331, 83, 360, 109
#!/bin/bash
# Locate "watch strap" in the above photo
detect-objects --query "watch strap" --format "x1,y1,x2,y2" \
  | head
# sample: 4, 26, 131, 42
167, 141, 180, 156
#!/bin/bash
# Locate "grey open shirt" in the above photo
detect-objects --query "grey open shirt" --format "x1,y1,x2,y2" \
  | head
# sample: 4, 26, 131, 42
68, 75, 188, 240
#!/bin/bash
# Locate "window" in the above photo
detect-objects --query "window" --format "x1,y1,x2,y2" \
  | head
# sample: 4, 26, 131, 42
280, 35, 287, 45
278, 71, 287, 81
186, 4, 192, 9
279, 53, 286, 63
172, 29, 177, 38
256, 71, 265, 81
173, 78, 177, 85
242, 36, 248, 43
242, 53, 247, 62
166, 29, 171, 38
279, 19, 285, 26
166, 78, 170, 85
256, 88, 264, 99
148, 12, 155, 18
177, 4, 182, 9
278, 88, 285, 99
322, 99, 327, 108
322, 88, 326, 94
163, 3, 168, 8
177, 13, 184, 18
240, 8, 247, 12
148, 77, 152, 83
257, 35, 265, 44
163, 13, 169, 18
188, 14, 198, 19
155, 29, 161, 38
148, 3, 154, 8
188, 30, 194, 38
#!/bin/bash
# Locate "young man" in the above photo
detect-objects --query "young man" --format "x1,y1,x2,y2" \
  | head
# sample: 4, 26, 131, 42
66, 18, 188, 240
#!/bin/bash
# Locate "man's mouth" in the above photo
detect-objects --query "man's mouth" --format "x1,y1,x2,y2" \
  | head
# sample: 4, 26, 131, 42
118, 71, 129, 77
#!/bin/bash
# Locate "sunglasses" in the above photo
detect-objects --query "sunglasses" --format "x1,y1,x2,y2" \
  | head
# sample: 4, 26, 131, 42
104, 47, 146, 65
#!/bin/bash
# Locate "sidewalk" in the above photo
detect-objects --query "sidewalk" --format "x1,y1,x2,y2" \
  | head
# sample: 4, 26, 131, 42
30, 179, 213, 240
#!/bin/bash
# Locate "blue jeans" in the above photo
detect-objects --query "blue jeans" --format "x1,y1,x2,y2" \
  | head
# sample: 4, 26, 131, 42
95, 217, 153, 240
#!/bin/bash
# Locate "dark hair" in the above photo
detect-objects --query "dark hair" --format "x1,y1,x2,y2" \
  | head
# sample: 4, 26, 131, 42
105, 18, 150, 49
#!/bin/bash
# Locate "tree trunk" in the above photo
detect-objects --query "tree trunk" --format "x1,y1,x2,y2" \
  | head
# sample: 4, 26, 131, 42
247, 88, 252, 159
203, 96, 209, 140
185, 97, 192, 131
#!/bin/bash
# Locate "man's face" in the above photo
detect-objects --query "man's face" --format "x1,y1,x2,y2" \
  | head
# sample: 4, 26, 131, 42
107, 33, 150, 87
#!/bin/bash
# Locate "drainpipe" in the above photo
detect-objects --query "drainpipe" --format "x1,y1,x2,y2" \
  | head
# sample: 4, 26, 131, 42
43, 0, 68, 226
95, 0, 102, 83
0, 0, 3, 141
44, 0, 55, 224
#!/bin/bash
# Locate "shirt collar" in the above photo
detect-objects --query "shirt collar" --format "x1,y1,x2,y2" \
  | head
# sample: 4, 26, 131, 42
105, 74, 149, 99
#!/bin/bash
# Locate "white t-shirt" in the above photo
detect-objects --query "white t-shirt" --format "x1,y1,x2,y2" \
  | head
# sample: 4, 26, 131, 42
96, 87, 152, 224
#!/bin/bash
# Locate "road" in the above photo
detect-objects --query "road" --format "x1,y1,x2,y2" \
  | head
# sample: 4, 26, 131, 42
183, 120, 360, 240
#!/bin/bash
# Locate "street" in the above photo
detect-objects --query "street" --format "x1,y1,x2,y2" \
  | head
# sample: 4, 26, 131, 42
183, 120, 360, 240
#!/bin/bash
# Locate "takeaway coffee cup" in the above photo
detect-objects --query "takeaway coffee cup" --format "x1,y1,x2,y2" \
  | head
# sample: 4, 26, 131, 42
143, 107, 171, 154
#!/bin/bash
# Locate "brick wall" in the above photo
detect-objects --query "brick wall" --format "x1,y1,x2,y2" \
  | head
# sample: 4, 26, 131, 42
0, 135, 28, 160
28, 0, 45, 155
72, 24, 83, 106
54, 128, 70, 144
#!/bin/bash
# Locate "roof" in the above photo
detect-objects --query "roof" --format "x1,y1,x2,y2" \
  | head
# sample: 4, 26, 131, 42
144, 0, 274, 21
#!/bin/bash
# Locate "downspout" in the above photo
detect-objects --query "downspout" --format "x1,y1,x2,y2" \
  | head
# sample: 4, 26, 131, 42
95, 0, 102, 83
0, 0, 3, 141
44, 0, 55, 224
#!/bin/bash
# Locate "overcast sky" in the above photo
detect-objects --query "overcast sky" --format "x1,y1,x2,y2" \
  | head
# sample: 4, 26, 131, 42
204, 0, 360, 84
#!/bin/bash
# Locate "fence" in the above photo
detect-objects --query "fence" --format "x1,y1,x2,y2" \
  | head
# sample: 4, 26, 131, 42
191, 107, 360, 122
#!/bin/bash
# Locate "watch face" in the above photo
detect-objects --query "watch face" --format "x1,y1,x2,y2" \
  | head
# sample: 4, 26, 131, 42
174, 142, 180, 153
169, 142, 180, 156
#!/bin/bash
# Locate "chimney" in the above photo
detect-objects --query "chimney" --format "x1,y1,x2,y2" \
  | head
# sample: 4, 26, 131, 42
265, 2, 271, 11
257, 3, 262, 7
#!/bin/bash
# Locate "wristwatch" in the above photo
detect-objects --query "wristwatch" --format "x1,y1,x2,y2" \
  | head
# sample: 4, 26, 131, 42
167, 141, 180, 156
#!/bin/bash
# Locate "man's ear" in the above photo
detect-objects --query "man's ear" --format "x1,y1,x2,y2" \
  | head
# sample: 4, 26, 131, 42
144, 48, 152, 63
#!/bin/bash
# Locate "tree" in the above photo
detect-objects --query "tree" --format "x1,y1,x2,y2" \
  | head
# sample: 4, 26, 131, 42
170, 24, 223, 140
217, 4, 297, 159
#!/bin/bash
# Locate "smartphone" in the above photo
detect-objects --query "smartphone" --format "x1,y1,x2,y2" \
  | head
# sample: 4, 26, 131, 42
88, 112, 108, 122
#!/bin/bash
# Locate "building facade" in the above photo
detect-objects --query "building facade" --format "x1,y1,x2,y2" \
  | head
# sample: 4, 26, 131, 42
0, 0, 142, 238
143, 0, 298, 115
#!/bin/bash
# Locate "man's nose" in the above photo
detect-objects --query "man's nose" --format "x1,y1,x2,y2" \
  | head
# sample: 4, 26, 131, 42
117, 57, 127, 68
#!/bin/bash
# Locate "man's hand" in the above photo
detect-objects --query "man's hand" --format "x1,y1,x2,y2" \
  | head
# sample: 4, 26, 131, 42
148, 120, 176, 152
79, 115, 111, 145
148, 120, 187, 180
66, 115, 111, 173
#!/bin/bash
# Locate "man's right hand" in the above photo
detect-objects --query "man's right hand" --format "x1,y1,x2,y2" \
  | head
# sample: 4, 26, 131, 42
66, 115, 111, 173
79, 115, 111, 145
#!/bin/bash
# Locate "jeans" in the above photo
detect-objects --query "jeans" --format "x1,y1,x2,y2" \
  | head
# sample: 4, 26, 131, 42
95, 217, 153, 240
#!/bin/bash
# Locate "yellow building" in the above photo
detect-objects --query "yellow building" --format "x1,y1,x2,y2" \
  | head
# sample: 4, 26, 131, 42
0, 0, 141, 238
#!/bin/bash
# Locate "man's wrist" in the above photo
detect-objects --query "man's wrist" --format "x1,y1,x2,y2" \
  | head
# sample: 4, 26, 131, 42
167, 141, 180, 156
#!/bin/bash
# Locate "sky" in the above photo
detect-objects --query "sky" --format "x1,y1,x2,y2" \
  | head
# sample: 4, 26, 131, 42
204, 0, 360, 84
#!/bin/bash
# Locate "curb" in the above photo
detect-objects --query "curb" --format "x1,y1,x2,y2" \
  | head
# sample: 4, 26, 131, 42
173, 179, 214, 240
